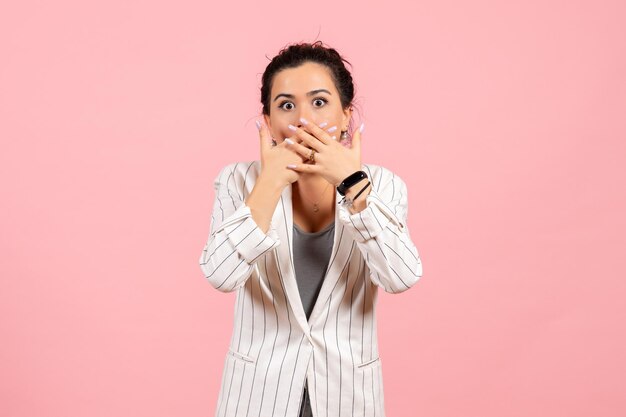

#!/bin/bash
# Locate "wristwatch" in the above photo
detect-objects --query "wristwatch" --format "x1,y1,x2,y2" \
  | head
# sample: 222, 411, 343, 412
337, 170, 368, 196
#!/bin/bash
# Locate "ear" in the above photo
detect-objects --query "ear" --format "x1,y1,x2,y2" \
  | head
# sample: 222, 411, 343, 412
342, 106, 353, 130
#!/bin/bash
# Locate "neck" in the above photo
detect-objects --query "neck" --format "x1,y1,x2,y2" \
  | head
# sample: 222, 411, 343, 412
292, 174, 335, 206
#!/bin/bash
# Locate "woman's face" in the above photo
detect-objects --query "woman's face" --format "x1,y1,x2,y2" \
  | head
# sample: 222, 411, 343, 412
264, 61, 352, 146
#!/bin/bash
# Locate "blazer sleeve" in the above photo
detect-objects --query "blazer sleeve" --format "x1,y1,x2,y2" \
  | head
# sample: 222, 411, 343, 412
337, 168, 423, 293
198, 163, 281, 292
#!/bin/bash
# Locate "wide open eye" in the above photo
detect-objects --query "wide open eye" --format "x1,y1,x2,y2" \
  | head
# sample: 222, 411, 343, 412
313, 98, 328, 107
279, 101, 295, 110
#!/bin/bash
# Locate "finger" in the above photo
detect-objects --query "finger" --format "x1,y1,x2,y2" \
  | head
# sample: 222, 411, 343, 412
257, 120, 275, 152
289, 119, 338, 149
297, 118, 335, 146
350, 122, 365, 152
287, 125, 325, 152
286, 162, 323, 174
286, 137, 309, 163
288, 137, 304, 145
284, 137, 317, 159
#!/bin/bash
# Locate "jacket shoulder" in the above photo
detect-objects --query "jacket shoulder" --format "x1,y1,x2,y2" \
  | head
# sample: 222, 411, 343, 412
214, 160, 261, 183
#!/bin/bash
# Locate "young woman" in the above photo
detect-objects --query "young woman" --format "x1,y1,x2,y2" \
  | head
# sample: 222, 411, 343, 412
199, 41, 423, 417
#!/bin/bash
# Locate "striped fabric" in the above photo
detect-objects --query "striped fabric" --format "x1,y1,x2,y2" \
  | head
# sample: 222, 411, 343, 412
199, 160, 423, 417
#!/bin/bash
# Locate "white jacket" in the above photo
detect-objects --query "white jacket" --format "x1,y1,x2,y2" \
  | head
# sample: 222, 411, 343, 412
199, 160, 423, 417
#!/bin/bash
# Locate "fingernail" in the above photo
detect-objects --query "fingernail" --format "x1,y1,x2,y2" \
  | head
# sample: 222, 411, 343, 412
327, 126, 337, 133
359, 122, 365, 133
287, 164, 297, 169
331, 136, 336, 140
288, 124, 297, 131
319, 121, 328, 128
285, 138, 294, 144
255, 120, 261, 131
299, 117, 308, 125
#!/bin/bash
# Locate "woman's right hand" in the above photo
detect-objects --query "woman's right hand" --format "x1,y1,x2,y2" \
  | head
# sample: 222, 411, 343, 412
257, 121, 303, 188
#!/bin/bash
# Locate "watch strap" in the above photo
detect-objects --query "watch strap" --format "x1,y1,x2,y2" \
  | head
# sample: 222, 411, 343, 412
337, 170, 368, 196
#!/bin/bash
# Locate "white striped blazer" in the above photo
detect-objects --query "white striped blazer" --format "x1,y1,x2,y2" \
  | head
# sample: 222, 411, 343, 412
199, 160, 423, 417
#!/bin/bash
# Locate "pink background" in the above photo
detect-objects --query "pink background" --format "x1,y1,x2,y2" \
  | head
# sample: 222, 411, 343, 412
2, 1, 625, 416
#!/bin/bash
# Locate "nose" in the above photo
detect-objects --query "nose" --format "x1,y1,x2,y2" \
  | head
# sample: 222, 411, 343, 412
296, 110, 313, 128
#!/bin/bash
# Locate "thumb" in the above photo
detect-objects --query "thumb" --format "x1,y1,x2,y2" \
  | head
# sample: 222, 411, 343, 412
350, 122, 364, 152
257, 120, 273, 152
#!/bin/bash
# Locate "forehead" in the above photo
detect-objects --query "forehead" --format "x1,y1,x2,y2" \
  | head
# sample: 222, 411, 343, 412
271, 62, 335, 96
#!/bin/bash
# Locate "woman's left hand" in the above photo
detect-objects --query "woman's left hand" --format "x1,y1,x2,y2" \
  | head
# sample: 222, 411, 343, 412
285, 118, 364, 186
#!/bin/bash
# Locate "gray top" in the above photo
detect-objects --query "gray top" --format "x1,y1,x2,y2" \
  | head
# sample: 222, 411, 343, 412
293, 220, 335, 416
292, 220, 335, 320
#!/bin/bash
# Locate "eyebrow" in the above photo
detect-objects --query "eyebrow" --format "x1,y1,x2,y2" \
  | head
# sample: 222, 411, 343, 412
273, 89, 332, 102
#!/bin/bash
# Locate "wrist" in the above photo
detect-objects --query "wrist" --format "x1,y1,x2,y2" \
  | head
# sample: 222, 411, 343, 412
335, 167, 362, 187
338, 179, 371, 214
344, 178, 369, 199
345, 179, 372, 214
258, 171, 287, 193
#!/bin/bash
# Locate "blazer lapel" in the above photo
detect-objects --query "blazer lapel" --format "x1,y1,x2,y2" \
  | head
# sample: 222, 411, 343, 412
307, 188, 351, 327
271, 165, 367, 336
271, 184, 314, 341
